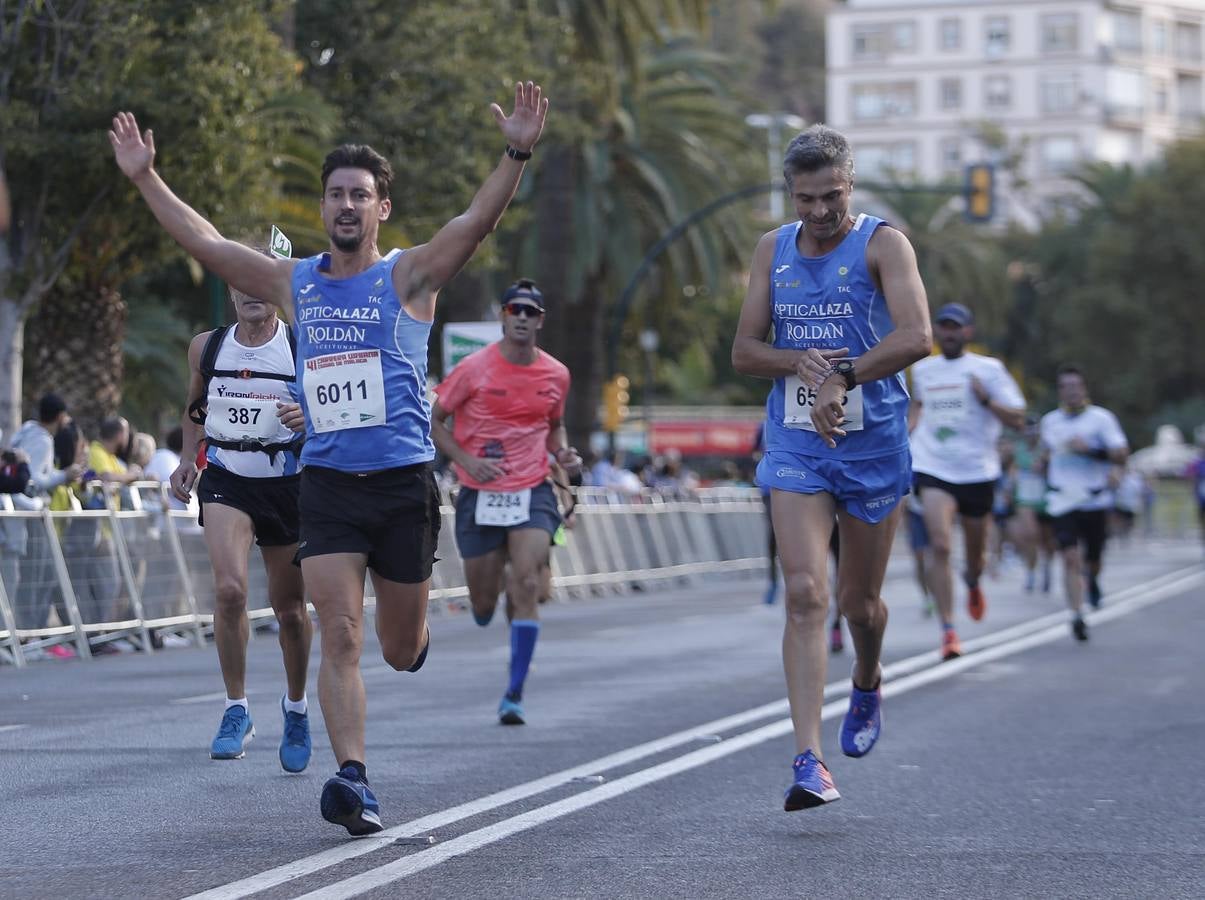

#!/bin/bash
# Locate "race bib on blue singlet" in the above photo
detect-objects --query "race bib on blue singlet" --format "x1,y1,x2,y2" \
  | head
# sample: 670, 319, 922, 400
783, 375, 864, 432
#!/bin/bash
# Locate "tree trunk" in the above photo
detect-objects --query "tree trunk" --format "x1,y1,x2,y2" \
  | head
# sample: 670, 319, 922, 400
22, 282, 127, 437
530, 145, 608, 453
0, 297, 25, 439
547, 268, 608, 455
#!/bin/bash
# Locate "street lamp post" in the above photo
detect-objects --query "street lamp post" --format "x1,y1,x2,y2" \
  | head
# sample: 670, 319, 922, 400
745, 112, 806, 221
638, 328, 659, 454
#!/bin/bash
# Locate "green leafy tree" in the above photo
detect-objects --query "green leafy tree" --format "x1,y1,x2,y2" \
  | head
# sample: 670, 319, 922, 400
509, 3, 766, 446
1009, 141, 1205, 443
2, 0, 305, 434
866, 176, 1012, 340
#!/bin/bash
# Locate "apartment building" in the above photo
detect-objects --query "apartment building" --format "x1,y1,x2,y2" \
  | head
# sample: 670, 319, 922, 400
825, 0, 1205, 220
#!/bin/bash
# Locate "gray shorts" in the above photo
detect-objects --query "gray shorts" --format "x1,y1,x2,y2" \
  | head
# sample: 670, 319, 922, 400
454, 481, 561, 559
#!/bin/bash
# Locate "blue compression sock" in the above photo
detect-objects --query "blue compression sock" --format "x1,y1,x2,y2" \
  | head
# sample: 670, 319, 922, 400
507, 620, 541, 699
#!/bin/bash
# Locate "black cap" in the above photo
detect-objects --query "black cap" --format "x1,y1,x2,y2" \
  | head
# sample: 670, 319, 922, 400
38, 393, 67, 422
500, 278, 545, 311
935, 302, 973, 326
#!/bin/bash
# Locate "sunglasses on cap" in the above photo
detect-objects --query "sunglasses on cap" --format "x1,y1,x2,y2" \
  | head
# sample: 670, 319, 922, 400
503, 301, 543, 318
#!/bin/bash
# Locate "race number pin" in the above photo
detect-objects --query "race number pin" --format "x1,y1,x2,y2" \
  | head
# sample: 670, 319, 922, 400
269, 224, 292, 259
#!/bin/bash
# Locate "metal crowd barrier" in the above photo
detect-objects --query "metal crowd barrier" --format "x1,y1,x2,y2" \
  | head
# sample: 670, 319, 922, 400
0, 481, 769, 667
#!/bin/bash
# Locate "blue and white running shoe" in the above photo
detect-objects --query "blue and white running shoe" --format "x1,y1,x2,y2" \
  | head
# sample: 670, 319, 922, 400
210, 704, 254, 760
840, 676, 882, 758
498, 693, 525, 726
783, 749, 840, 811
279, 697, 312, 773
320, 767, 383, 836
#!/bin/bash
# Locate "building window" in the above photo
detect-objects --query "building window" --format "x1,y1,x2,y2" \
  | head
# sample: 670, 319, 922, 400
984, 74, 1012, 109
1040, 14, 1078, 53
939, 138, 962, 174
939, 18, 962, 51
1040, 73, 1079, 113
1113, 9, 1142, 53
939, 78, 963, 110
1178, 74, 1202, 121
853, 25, 888, 59
1039, 136, 1079, 175
851, 82, 917, 120
985, 16, 1010, 57
858, 142, 917, 178
1176, 22, 1202, 62
1153, 78, 1169, 114
1151, 20, 1169, 57
893, 21, 917, 53
1106, 68, 1145, 119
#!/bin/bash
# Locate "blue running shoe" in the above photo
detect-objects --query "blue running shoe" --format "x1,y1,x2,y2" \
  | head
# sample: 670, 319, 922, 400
279, 697, 312, 773
498, 692, 525, 726
840, 677, 882, 758
320, 767, 383, 836
210, 705, 254, 760
783, 749, 840, 811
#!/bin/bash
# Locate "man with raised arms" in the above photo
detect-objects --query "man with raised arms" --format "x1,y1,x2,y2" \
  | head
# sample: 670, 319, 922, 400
110, 81, 548, 835
732, 124, 930, 811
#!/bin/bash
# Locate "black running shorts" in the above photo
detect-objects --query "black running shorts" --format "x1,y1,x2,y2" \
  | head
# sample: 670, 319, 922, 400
197, 464, 300, 547
295, 463, 442, 584
914, 472, 995, 519
1051, 508, 1108, 563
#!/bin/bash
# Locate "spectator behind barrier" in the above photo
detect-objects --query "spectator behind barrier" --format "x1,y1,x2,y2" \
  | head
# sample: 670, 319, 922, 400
4, 394, 82, 634
144, 426, 188, 511
0, 445, 32, 496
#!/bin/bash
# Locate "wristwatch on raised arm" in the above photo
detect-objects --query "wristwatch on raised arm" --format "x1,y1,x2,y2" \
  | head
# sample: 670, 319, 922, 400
831, 359, 856, 391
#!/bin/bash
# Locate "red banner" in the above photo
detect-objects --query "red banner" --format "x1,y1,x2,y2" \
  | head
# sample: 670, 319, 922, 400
650, 421, 761, 456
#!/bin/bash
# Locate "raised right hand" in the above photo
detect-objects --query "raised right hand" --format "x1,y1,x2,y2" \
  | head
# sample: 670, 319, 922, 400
169, 460, 199, 504
108, 111, 156, 180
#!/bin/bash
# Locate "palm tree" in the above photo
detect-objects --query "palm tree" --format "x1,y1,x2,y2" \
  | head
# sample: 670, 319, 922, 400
512, 4, 765, 446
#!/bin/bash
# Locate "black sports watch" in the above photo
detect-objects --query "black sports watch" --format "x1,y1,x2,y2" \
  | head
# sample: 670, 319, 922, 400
830, 359, 856, 390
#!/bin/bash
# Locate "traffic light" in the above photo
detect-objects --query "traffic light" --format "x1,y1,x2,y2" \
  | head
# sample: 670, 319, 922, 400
603, 375, 630, 432
964, 163, 995, 222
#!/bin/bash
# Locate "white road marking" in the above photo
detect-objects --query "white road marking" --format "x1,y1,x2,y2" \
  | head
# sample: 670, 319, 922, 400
0, 724, 28, 733
172, 690, 266, 705
184, 564, 1203, 900
300, 567, 1203, 899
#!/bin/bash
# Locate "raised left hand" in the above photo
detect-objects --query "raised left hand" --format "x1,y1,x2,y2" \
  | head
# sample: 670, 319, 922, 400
491, 81, 549, 154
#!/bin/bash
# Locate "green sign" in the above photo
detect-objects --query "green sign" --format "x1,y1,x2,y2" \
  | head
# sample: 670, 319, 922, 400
269, 224, 292, 259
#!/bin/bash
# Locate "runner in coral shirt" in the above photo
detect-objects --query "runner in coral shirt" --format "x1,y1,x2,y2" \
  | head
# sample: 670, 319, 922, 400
432, 279, 581, 726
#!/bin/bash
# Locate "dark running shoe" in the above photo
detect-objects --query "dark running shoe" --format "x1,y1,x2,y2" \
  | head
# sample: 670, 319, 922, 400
320, 766, 383, 836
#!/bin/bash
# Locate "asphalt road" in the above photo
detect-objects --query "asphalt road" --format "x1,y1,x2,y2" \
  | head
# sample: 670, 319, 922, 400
2, 537, 1202, 899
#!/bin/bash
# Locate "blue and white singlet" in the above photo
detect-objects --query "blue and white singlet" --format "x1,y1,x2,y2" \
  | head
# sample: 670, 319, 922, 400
762, 214, 910, 460
291, 250, 435, 472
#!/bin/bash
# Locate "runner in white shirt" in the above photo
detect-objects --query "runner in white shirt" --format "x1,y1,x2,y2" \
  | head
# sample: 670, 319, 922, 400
1039, 365, 1129, 641
908, 303, 1025, 660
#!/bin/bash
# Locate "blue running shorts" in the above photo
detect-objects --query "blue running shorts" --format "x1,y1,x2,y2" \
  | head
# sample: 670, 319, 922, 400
756, 447, 911, 525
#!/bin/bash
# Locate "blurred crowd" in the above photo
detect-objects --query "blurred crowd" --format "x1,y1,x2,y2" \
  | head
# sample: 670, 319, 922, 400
0, 392, 187, 657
